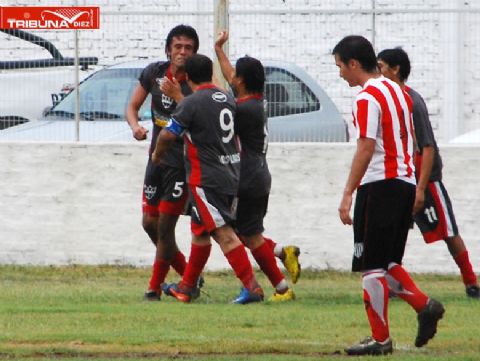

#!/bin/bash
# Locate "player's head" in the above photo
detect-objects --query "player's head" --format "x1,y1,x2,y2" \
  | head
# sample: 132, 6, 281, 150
332, 35, 377, 72
165, 25, 199, 68
332, 35, 377, 87
185, 54, 213, 84
377, 47, 411, 83
235, 56, 265, 94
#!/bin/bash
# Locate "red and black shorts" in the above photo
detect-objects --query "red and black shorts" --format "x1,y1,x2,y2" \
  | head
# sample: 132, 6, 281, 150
352, 178, 415, 272
188, 185, 237, 236
235, 193, 269, 236
413, 180, 458, 243
142, 159, 188, 216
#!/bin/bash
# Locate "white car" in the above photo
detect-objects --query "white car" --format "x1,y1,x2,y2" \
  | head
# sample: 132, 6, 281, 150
0, 59, 348, 142
0, 29, 97, 129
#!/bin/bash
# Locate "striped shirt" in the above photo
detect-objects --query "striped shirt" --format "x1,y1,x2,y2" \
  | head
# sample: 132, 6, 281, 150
352, 76, 416, 186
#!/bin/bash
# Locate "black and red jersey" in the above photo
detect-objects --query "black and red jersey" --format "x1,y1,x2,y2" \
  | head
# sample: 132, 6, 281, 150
138, 61, 192, 168
235, 95, 271, 196
405, 86, 443, 182
170, 85, 239, 195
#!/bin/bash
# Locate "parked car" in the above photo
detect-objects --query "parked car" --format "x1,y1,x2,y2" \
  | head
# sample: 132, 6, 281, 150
0, 59, 348, 142
0, 29, 97, 129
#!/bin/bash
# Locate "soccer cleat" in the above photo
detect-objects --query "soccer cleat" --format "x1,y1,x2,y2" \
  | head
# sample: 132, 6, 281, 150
231, 287, 264, 304
345, 336, 393, 356
415, 298, 445, 347
161, 282, 192, 303
466, 285, 480, 299
269, 288, 295, 302
191, 276, 205, 300
143, 289, 161, 301
282, 246, 301, 284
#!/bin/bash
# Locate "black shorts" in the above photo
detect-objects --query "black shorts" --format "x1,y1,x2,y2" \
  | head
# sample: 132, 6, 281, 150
413, 180, 458, 243
352, 178, 415, 272
142, 159, 188, 216
189, 185, 237, 236
235, 193, 269, 236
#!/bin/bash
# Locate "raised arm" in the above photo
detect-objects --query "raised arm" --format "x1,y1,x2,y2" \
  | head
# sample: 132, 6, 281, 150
214, 30, 235, 85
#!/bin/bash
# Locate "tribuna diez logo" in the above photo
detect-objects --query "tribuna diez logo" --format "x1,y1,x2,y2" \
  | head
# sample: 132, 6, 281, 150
0, 6, 100, 30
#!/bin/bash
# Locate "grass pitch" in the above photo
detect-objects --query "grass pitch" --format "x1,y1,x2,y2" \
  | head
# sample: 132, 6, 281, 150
0, 265, 478, 360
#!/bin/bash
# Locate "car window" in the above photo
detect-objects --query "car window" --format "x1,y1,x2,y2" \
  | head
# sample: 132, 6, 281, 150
264, 67, 320, 118
51, 68, 149, 120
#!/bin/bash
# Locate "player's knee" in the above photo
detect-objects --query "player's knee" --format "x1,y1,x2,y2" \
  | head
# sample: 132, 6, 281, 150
142, 215, 158, 238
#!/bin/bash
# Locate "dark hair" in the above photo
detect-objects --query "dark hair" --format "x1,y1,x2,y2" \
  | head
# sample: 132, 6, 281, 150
235, 56, 265, 94
185, 54, 213, 84
165, 24, 199, 57
332, 35, 377, 73
377, 47, 411, 82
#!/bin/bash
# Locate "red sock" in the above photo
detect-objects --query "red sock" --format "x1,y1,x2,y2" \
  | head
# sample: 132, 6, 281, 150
362, 271, 389, 342
171, 251, 187, 276
387, 264, 428, 312
454, 250, 478, 286
225, 244, 256, 290
181, 243, 211, 289
148, 259, 170, 291
263, 237, 277, 251
251, 241, 285, 288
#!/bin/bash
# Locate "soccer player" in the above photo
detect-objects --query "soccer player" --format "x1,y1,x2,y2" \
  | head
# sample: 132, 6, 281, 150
333, 35, 445, 355
152, 54, 264, 304
214, 30, 296, 301
126, 25, 199, 301
377, 47, 480, 299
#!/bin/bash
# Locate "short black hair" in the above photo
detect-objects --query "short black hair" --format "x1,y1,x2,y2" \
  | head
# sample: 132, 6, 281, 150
165, 24, 199, 56
235, 56, 265, 94
332, 35, 377, 73
185, 54, 212, 84
377, 47, 411, 82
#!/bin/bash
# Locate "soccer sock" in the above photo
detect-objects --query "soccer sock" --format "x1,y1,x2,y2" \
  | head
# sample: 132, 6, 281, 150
171, 250, 187, 276
362, 270, 389, 343
386, 263, 428, 312
148, 258, 170, 292
263, 236, 282, 258
225, 244, 257, 290
454, 250, 478, 286
251, 241, 287, 292
181, 243, 211, 289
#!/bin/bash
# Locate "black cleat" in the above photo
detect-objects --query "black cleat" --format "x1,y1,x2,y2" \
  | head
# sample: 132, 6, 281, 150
191, 276, 205, 300
415, 298, 445, 347
466, 285, 480, 299
143, 290, 161, 301
345, 336, 393, 356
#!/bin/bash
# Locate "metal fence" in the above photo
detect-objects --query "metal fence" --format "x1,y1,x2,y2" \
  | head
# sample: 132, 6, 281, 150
1, 0, 479, 143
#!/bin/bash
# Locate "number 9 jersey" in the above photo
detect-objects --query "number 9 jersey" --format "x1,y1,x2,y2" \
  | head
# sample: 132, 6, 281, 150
169, 84, 239, 195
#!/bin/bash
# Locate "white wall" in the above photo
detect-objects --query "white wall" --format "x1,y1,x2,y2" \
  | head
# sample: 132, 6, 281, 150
1, 142, 479, 274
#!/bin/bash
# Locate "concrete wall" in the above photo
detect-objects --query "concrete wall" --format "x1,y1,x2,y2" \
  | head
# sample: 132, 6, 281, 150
1, 142, 479, 274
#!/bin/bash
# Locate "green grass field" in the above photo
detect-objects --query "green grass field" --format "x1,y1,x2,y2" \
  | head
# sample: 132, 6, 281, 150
0, 265, 479, 360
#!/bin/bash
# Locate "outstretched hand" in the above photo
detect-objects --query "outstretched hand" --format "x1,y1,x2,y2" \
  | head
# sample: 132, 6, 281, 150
160, 77, 182, 103
215, 30, 229, 48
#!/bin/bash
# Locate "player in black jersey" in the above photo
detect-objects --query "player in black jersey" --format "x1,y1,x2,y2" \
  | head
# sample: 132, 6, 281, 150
378, 47, 479, 299
152, 54, 264, 304
126, 25, 200, 301
214, 30, 298, 302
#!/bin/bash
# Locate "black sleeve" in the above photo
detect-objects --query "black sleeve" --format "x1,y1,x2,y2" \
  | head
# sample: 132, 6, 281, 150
411, 91, 435, 151
171, 97, 194, 129
138, 63, 157, 93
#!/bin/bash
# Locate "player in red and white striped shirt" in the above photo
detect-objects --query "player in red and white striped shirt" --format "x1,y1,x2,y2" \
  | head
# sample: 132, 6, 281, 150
333, 35, 444, 356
